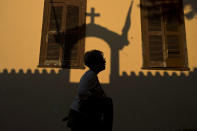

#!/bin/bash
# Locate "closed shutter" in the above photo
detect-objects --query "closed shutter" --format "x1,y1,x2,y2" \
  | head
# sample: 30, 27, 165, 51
163, 0, 188, 68
45, 3, 64, 66
62, 0, 86, 68
39, 0, 86, 68
141, 0, 165, 68
140, 0, 188, 70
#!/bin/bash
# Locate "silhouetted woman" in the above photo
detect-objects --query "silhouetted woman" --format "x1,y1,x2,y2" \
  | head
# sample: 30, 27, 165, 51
66, 50, 113, 131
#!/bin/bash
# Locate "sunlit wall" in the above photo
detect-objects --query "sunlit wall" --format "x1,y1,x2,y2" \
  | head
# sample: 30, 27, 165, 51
0, 0, 197, 83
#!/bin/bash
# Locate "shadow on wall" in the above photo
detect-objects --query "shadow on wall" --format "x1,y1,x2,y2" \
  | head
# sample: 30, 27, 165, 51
1, 0, 197, 131
139, 0, 197, 20
1, 68, 197, 131
85, 1, 133, 81
184, 0, 197, 19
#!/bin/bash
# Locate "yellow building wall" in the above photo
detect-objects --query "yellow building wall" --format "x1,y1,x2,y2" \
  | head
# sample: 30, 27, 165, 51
0, 0, 197, 83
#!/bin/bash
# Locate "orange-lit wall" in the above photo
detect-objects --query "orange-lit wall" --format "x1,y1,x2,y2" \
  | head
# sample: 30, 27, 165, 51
0, 0, 197, 82
1, 1, 197, 131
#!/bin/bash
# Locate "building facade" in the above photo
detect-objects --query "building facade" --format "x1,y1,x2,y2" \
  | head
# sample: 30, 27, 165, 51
0, 0, 197, 131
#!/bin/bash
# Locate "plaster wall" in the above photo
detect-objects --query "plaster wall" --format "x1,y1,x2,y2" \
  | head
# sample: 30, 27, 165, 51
1, 0, 197, 131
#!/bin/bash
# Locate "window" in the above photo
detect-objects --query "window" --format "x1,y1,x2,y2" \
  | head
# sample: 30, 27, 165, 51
140, 0, 189, 70
38, 0, 86, 68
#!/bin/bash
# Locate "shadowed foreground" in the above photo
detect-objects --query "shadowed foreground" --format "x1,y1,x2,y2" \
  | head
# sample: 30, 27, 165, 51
1, 68, 197, 131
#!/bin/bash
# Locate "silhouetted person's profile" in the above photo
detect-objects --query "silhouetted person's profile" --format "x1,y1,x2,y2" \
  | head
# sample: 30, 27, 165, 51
63, 50, 113, 131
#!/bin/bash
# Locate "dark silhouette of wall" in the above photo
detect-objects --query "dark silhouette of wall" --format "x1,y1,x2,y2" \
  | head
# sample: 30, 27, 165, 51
1, 68, 197, 131
111, 69, 197, 131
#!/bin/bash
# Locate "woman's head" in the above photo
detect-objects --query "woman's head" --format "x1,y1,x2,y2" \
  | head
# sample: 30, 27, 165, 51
84, 50, 106, 73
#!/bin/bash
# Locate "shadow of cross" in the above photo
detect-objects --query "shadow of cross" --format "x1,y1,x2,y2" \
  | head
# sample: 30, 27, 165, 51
85, 1, 133, 82
86, 8, 100, 24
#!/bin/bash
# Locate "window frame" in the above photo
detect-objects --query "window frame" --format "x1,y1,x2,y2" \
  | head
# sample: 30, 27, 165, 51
38, 0, 86, 69
140, 0, 189, 71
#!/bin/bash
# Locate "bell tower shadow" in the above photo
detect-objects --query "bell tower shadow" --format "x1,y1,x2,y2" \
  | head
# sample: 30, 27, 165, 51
85, 1, 133, 83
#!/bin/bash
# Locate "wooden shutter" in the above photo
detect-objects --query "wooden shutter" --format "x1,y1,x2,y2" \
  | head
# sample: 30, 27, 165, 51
62, 0, 86, 68
163, 0, 188, 68
141, 0, 188, 70
39, 1, 64, 67
39, 0, 86, 68
141, 0, 165, 68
